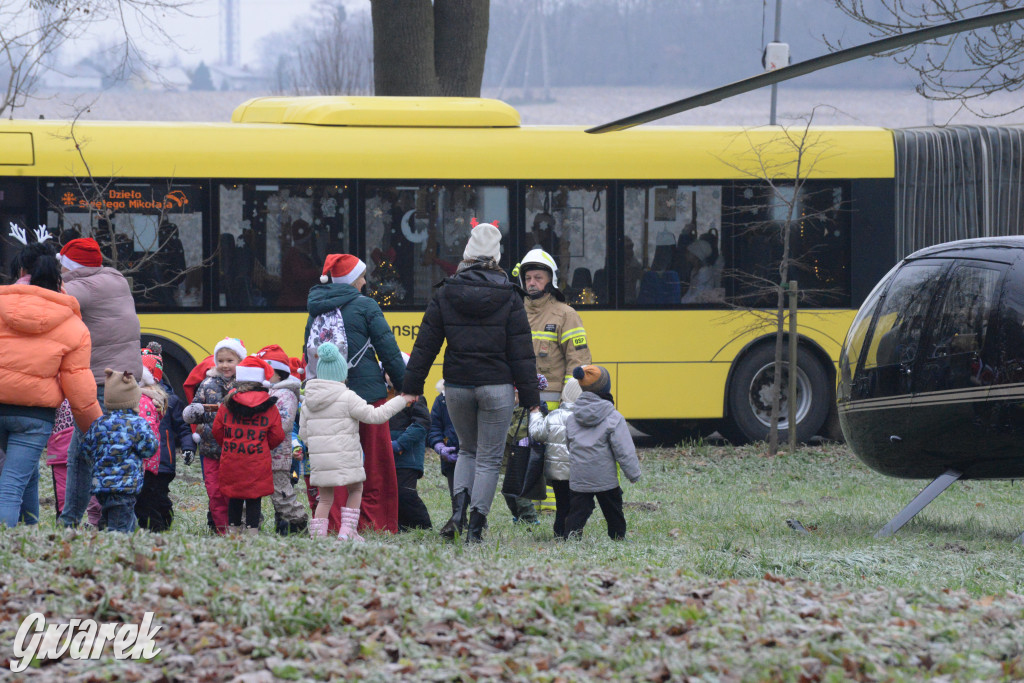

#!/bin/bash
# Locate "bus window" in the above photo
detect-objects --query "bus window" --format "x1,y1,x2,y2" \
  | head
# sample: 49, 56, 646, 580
217, 182, 351, 310
731, 181, 851, 308
0, 179, 36, 284
44, 181, 205, 309
363, 183, 510, 308
523, 184, 608, 307
622, 184, 723, 306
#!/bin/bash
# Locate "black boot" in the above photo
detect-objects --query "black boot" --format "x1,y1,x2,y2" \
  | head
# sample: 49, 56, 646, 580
466, 510, 487, 544
439, 490, 470, 540
282, 518, 307, 535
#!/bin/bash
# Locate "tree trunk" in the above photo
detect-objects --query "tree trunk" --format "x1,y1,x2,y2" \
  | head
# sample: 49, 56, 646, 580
434, 0, 489, 96
769, 191, 797, 455
371, 0, 441, 96
768, 285, 785, 455
371, 0, 489, 97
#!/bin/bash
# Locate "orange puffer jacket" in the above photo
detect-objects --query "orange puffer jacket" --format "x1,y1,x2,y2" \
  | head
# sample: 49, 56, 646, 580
0, 284, 103, 433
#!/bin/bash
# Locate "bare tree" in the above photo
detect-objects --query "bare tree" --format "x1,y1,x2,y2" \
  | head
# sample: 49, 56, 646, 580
829, 0, 1024, 117
262, 2, 374, 96
0, 0, 194, 118
263, 0, 489, 97
720, 111, 845, 453
297, 4, 373, 95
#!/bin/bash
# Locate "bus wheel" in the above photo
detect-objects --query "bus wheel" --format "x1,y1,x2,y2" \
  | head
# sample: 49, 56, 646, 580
726, 345, 830, 445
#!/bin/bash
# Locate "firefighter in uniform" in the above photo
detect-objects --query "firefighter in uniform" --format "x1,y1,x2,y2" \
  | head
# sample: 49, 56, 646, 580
512, 248, 593, 515
515, 248, 592, 403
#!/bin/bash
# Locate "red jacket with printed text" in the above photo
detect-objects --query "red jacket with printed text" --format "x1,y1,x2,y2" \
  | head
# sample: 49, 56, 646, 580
212, 383, 285, 499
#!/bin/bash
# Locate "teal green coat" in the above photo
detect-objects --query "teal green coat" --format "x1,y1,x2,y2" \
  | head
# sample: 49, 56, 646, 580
304, 283, 405, 404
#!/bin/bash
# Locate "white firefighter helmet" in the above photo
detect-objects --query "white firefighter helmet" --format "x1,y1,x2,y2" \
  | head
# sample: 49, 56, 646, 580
514, 248, 559, 288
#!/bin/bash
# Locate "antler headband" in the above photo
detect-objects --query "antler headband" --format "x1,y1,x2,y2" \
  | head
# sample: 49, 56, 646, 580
7, 222, 52, 245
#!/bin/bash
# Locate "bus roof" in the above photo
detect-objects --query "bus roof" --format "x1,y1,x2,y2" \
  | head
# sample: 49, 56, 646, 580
0, 97, 894, 181
231, 96, 523, 127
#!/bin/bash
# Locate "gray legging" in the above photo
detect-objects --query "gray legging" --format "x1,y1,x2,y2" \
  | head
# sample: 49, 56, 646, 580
445, 384, 516, 516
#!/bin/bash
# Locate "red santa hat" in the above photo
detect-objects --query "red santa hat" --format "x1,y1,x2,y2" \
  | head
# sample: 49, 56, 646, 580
234, 356, 274, 386
288, 357, 306, 381
255, 344, 291, 376
140, 347, 164, 385
320, 253, 366, 285
59, 238, 103, 270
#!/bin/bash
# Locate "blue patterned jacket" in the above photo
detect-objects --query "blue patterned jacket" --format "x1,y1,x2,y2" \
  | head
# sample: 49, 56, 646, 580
87, 409, 159, 495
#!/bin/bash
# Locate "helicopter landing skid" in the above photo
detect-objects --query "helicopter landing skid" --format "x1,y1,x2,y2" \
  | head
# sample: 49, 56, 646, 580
874, 469, 963, 539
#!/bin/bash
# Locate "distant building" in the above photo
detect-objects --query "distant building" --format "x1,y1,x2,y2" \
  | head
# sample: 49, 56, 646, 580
207, 64, 270, 91
41, 60, 105, 90
128, 66, 192, 92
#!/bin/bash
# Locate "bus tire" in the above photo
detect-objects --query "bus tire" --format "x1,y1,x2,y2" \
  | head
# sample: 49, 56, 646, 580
725, 344, 830, 445
821, 401, 844, 443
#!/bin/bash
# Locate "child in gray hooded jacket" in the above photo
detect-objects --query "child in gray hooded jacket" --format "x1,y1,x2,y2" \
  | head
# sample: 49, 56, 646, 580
563, 365, 641, 540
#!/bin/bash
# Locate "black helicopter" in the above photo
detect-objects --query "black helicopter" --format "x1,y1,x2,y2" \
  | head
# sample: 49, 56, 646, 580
837, 238, 1024, 542
585, 8, 1024, 542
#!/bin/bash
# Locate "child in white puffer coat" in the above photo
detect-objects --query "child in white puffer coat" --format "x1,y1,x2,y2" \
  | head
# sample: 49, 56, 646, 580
528, 378, 582, 539
299, 342, 410, 542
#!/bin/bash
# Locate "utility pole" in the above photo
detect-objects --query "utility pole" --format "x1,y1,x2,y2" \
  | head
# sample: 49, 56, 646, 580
221, 0, 240, 66
496, 0, 551, 102
768, 0, 784, 125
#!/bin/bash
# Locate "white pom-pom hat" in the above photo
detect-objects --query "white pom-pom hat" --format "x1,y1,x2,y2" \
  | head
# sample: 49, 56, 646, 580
214, 337, 247, 361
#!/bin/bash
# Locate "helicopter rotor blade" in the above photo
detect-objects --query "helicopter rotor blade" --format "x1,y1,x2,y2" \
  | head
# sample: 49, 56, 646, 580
585, 7, 1024, 134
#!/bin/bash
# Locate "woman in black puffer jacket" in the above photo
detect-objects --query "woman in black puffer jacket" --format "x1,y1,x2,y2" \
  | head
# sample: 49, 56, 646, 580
402, 221, 539, 543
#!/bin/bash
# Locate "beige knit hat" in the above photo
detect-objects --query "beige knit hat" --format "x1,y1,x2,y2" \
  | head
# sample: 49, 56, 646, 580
103, 369, 141, 411
561, 377, 582, 404
463, 221, 502, 261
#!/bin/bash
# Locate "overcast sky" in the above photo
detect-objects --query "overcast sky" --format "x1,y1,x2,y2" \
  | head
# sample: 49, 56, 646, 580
63, 0, 370, 67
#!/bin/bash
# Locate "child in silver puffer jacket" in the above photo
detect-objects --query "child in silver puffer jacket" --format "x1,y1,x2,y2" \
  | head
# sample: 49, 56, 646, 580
528, 377, 582, 538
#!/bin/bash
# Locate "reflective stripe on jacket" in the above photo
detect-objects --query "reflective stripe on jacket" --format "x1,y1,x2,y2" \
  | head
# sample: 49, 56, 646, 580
524, 293, 592, 393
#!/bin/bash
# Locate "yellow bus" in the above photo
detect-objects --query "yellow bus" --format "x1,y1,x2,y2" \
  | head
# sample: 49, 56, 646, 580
0, 96, 899, 443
